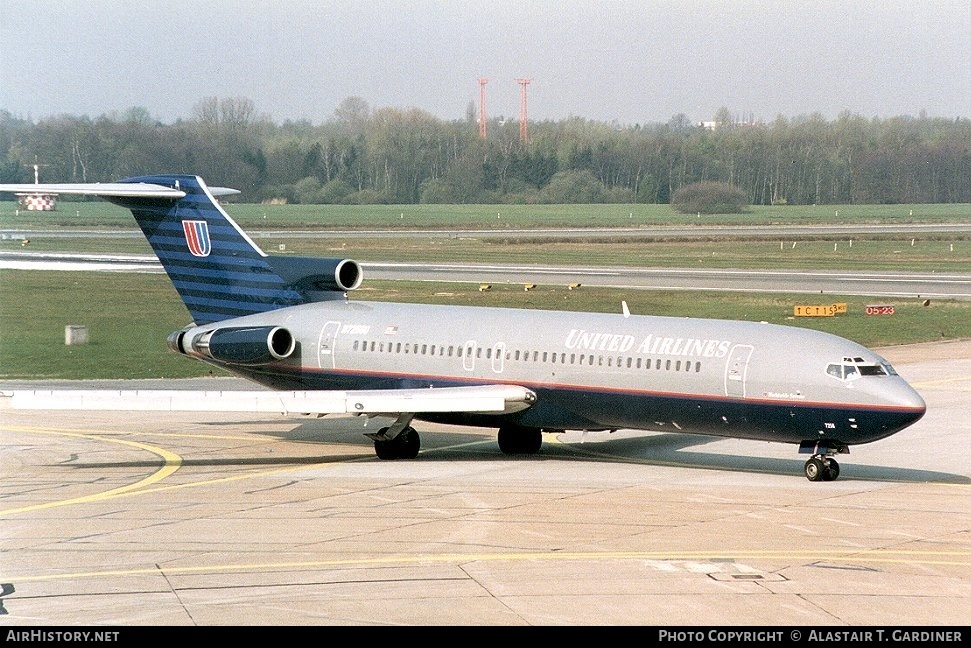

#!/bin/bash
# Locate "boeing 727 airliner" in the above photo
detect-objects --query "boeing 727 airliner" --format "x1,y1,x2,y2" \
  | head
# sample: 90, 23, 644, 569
0, 175, 926, 481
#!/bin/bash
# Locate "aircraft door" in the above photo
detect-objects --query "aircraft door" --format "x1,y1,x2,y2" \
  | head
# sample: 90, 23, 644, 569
724, 344, 754, 398
317, 321, 341, 369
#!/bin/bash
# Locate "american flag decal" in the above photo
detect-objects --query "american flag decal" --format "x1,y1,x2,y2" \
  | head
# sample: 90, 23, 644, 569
182, 220, 211, 257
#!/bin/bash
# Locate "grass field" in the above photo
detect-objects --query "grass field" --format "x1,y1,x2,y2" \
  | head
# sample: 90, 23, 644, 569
1, 270, 969, 380
264, 237, 971, 272
1, 199, 968, 380
4, 236, 970, 272
2, 199, 971, 230
3, 201, 970, 273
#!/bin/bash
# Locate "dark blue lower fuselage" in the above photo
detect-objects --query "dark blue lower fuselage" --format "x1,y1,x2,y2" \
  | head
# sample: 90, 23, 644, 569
227, 362, 924, 446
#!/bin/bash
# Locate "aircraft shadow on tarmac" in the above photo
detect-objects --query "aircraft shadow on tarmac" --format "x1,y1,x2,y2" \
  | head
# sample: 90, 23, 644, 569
61, 416, 969, 485
539, 432, 971, 484
282, 417, 970, 484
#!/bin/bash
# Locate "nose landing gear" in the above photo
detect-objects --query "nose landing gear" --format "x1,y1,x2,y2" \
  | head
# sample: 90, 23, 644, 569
804, 455, 840, 481
799, 440, 848, 482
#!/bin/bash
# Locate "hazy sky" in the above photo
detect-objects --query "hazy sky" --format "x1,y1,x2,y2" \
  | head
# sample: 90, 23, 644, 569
2, 1, 969, 126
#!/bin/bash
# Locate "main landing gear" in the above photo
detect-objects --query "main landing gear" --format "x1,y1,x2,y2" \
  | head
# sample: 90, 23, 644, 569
365, 413, 420, 460
497, 425, 543, 455
364, 417, 544, 460
372, 426, 420, 459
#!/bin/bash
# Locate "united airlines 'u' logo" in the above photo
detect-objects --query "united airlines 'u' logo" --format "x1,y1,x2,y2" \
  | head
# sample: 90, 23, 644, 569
182, 220, 211, 257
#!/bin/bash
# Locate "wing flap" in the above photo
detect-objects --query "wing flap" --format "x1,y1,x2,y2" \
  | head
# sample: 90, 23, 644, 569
1, 385, 536, 416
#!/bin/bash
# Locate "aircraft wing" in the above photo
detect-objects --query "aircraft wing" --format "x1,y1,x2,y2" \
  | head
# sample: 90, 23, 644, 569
0, 384, 536, 416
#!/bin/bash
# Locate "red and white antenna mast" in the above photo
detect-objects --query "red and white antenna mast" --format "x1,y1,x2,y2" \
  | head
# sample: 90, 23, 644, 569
478, 78, 488, 140
516, 78, 531, 144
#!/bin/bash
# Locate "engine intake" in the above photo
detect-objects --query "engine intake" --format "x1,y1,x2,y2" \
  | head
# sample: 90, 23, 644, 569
188, 326, 296, 365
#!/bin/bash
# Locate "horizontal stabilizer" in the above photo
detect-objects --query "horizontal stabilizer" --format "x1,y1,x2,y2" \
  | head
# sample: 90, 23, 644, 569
0, 183, 186, 199
1, 384, 537, 416
0, 182, 240, 199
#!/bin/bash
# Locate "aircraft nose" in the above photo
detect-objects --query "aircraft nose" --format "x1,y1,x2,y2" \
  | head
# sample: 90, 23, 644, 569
894, 381, 926, 423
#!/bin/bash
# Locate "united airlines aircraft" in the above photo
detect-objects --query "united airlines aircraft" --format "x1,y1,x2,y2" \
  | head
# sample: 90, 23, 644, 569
0, 175, 926, 481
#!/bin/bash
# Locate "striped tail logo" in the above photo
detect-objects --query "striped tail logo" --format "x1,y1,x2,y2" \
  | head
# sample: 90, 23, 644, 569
182, 220, 211, 257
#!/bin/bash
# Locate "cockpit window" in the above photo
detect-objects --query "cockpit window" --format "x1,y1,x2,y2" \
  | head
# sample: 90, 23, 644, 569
858, 365, 888, 376
827, 358, 891, 381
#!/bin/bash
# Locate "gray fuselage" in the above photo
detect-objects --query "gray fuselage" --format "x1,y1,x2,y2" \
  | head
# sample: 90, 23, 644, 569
176, 298, 927, 447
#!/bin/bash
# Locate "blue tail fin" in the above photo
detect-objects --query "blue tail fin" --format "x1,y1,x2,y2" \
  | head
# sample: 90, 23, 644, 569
106, 175, 359, 325
0, 173, 362, 324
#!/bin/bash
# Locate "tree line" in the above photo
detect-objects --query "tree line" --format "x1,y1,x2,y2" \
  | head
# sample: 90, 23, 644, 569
1, 96, 968, 205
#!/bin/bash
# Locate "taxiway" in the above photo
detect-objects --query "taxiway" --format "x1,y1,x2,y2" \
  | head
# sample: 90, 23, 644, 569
1, 340, 968, 625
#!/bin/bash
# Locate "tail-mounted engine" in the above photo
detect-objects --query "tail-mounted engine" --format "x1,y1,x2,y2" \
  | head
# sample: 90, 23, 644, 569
268, 256, 363, 302
168, 326, 296, 365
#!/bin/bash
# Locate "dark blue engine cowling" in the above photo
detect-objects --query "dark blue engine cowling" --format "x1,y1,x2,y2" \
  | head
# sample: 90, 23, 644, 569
197, 326, 296, 365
